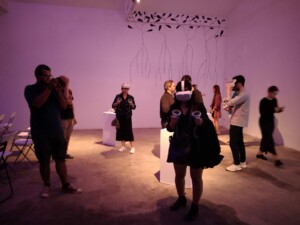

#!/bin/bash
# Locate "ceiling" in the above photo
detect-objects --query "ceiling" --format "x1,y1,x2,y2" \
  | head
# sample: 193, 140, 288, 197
12, 0, 241, 18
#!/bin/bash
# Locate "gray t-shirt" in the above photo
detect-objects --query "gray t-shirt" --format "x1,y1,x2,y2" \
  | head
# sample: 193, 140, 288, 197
228, 91, 250, 127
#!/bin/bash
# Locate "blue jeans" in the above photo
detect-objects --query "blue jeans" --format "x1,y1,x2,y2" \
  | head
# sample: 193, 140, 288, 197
229, 125, 246, 165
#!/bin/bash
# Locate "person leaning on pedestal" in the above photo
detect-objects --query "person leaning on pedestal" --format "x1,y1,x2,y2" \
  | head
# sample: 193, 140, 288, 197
160, 80, 176, 128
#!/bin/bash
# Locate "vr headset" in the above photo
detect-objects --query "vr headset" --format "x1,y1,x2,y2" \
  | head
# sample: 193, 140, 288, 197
175, 81, 192, 102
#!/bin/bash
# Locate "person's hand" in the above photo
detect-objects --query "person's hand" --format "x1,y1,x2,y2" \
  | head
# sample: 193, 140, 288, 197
276, 106, 285, 113
115, 98, 122, 106
226, 82, 232, 88
73, 118, 77, 125
49, 79, 62, 93
225, 106, 233, 112
128, 99, 134, 108
195, 117, 203, 126
210, 108, 214, 114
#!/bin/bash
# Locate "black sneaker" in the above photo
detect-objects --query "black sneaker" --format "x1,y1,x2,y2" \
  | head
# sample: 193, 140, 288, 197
256, 154, 268, 160
66, 154, 74, 159
169, 196, 187, 211
275, 160, 283, 167
184, 203, 199, 221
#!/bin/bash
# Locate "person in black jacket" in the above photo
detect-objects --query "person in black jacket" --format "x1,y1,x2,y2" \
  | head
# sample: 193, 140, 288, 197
167, 80, 223, 221
160, 80, 175, 128
112, 83, 136, 154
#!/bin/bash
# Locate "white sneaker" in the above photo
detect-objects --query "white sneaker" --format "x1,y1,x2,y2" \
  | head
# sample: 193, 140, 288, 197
40, 186, 51, 198
240, 162, 247, 168
118, 147, 125, 152
130, 147, 135, 154
226, 164, 242, 172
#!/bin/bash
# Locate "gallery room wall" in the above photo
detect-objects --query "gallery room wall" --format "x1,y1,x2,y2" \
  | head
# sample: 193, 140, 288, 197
0, 1, 225, 130
224, 0, 300, 150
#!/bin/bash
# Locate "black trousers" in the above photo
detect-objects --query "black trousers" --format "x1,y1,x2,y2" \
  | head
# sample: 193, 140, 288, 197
229, 125, 246, 165
259, 118, 276, 154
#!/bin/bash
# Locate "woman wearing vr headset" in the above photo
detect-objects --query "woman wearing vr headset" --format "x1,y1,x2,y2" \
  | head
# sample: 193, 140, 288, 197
166, 80, 223, 221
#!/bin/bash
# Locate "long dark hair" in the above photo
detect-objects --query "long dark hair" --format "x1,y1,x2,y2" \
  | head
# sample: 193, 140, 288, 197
213, 85, 221, 95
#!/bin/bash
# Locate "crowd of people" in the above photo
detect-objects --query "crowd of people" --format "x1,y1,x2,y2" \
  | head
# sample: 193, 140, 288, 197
159, 74, 284, 220
24, 64, 285, 222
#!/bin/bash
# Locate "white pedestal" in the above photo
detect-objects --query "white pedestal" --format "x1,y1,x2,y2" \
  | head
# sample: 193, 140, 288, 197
160, 128, 192, 188
102, 112, 116, 146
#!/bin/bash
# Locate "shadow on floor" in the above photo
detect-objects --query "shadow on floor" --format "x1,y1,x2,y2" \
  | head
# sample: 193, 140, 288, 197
241, 167, 298, 192
100, 149, 128, 159
152, 144, 160, 158
1, 195, 249, 225
156, 197, 250, 225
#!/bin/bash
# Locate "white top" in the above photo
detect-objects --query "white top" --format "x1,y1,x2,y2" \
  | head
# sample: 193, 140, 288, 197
228, 91, 250, 127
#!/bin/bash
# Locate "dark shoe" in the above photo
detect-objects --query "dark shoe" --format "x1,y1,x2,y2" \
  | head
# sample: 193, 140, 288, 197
256, 154, 268, 160
169, 196, 187, 211
62, 183, 82, 194
66, 154, 74, 159
275, 160, 283, 167
184, 204, 199, 222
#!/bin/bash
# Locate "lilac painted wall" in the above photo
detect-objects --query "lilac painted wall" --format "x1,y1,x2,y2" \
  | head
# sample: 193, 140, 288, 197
0, 2, 225, 130
224, 0, 300, 150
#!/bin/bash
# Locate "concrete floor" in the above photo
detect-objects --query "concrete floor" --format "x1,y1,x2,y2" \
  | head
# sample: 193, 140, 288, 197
1, 128, 300, 225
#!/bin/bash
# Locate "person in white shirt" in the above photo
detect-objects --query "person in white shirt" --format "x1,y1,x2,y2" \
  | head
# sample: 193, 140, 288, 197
224, 75, 250, 172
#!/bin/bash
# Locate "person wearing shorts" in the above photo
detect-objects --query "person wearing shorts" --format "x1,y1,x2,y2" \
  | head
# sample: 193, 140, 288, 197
24, 64, 81, 198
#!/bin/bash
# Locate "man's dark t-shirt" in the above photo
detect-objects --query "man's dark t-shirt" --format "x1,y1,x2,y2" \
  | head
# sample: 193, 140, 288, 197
24, 83, 64, 138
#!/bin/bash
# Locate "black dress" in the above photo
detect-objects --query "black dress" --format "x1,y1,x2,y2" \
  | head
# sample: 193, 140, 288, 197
112, 94, 136, 141
166, 102, 223, 169
259, 97, 278, 154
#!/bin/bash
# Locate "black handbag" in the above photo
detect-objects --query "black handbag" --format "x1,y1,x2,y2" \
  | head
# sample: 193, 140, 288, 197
111, 118, 120, 129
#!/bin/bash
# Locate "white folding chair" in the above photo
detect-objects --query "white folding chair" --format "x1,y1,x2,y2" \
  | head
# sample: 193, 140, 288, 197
0, 112, 16, 135
1, 131, 18, 172
10, 128, 35, 164
0, 132, 16, 202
